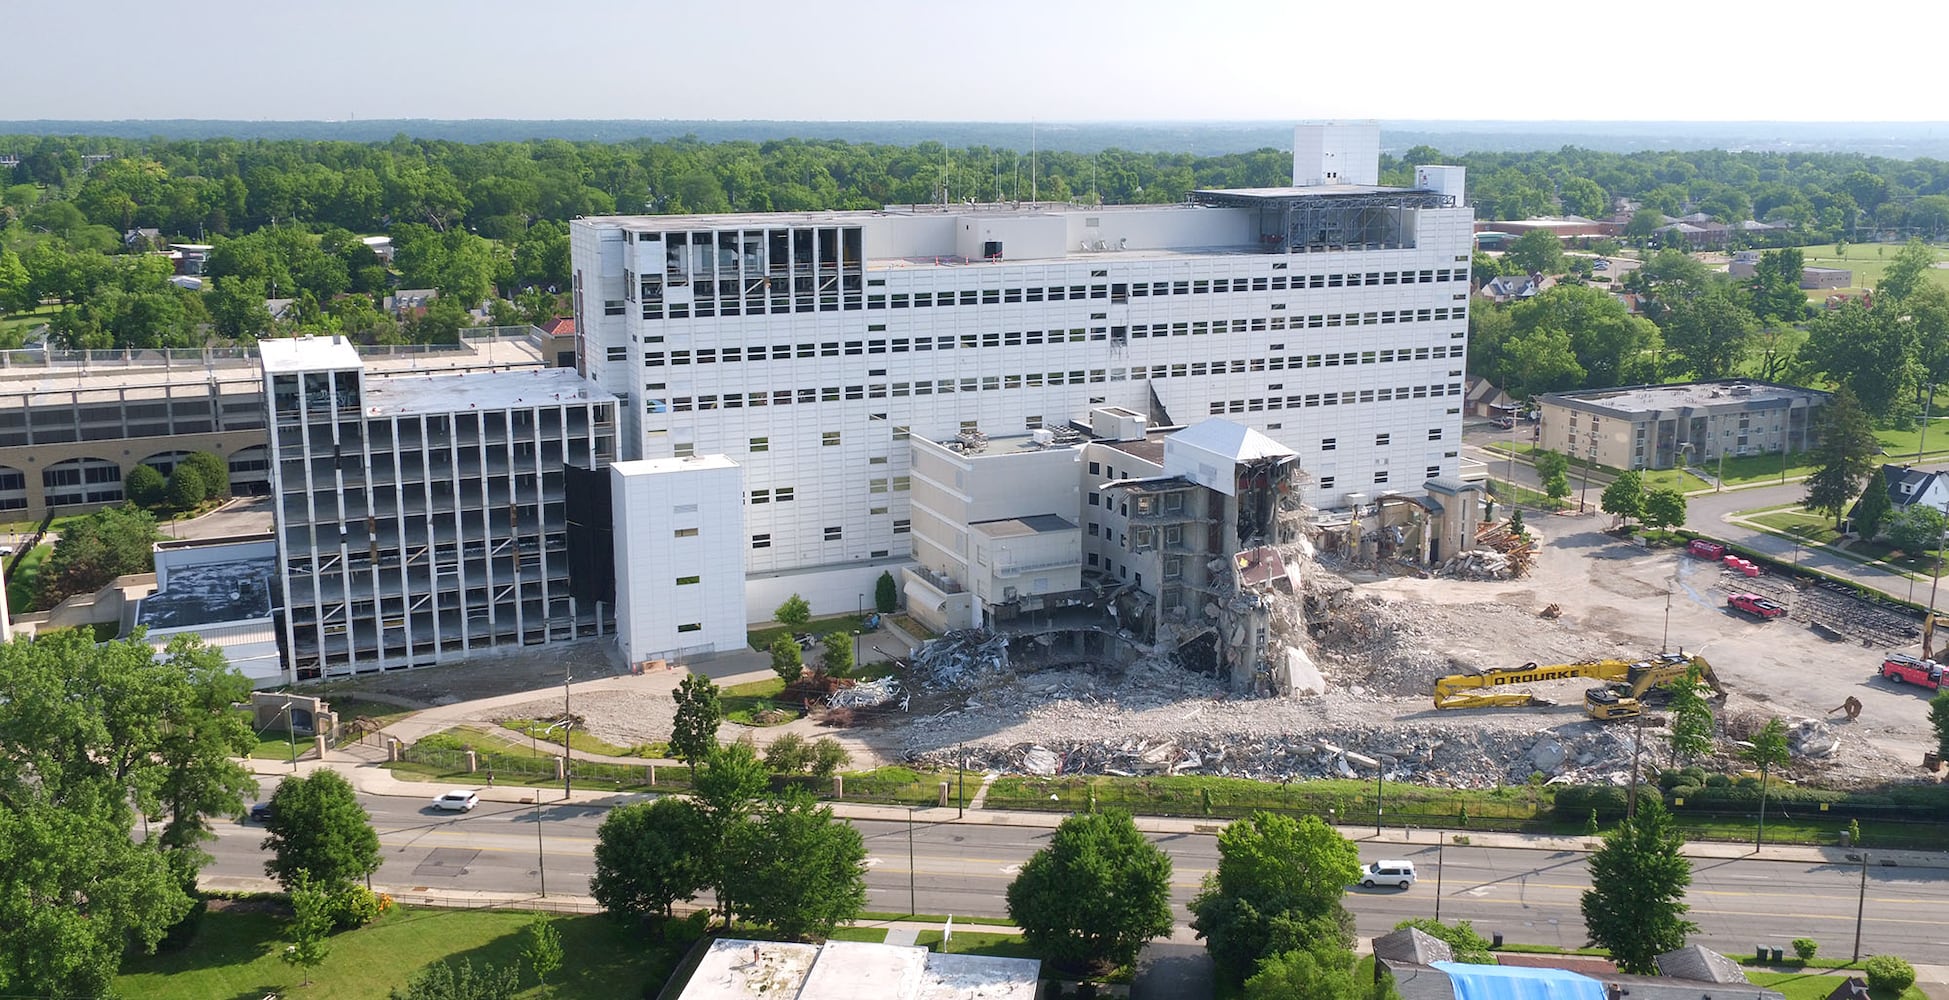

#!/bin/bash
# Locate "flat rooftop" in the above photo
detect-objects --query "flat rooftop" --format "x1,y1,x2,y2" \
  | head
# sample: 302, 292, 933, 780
1546, 380, 1828, 415
135, 557, 276, 629
676, 939, 1039, 1000
259, 336, 362, 373
613, 454, 740, 476
361, 367, 612, 416
970, 513, 1077, 538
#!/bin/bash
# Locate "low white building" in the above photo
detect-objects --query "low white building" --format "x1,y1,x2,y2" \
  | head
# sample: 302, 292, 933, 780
611, 455, 747, 666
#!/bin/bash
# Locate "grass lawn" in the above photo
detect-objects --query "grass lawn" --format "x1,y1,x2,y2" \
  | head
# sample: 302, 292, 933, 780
323, 696, 418, 729
748, 613, 866, 653
1744, 507, 1937, 575
914, 929, 1038, 959
722, 676, 803, 726
1642, 467, 1714, 492
1487, 478, 1564, 511
500, 717, 666, 758
1481, 444, 1710, 492
1872, 418, 1949, 461
1797, 242, 1949, 299
826, 927, 889, 943
984, 775, 1552, 830
116, 905, 684, 1000
0, 305, 57, 346
1747, 970, 1922, 1000
4, 543, 50, 613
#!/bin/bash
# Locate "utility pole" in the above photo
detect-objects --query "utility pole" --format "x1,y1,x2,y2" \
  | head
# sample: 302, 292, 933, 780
957, 744, 966, 820
533, 726, 547, 897
563, 666, 573, 802
1434, 837, 1445, 922
908, 807, 918, 916
1375, 769, 1383, 837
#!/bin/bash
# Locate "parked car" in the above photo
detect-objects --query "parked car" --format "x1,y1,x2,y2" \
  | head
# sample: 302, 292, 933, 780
1360, 860, 1418, 889
1593, 259, 1610, 270
432, 790, 481, 812
248, 802, 274, 823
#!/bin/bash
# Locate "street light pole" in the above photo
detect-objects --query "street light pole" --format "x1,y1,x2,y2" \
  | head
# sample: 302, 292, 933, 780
957, 744, 966, 820
1375, 769, 1383, 837
1434, 836, 1445, 922
1853, 851, 1870, 962
1755, 760, 1771, 853
562, 667, 573, 802
907, 807, 918, 917
532, 726, 547, 897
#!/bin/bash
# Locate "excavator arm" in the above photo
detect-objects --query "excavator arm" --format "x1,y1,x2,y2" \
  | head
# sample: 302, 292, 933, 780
1432, 659, 1635, 710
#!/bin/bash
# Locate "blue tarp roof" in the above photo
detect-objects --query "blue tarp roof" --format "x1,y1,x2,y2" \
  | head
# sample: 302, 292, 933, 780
1434, 962, 1607, 1000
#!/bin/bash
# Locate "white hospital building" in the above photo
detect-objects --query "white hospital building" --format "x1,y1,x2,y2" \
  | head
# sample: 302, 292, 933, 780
569, 122, 1473, 630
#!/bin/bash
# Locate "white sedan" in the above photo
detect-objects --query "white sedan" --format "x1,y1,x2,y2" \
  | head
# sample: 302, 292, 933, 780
431, 789, 481, 812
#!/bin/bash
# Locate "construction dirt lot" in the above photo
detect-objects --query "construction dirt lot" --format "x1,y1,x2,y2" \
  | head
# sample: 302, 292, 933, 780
324, 516, 1944, 792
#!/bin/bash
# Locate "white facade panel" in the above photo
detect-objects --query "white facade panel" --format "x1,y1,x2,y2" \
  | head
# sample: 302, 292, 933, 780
612, 457, 746, 664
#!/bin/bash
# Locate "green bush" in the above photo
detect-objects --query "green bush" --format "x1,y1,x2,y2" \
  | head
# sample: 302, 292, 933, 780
765, 732, 810, 774
1704, 773, 1732, 788
166, 463, 208, 509
331, 883, 384, 929
1554, 784, 1658, 821
1791, 938, 1818, 962
124, 464, 166, 508
808, 737, 851, 778
1865, 954, 1916, 993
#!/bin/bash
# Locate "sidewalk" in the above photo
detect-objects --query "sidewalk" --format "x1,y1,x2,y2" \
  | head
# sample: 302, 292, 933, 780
248, 752, 1949, 872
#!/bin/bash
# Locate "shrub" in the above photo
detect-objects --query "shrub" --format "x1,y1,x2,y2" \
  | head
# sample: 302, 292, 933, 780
775, 593, 811, 629
331, 883, 384, 929
1553, 784, 1656, 821
765, 732, 810, 774
808, 737, 851, 777
124, 464, 166, 508
166, 463, 208, 509
1865, 954, 1916, 993
1792, 938, 1818, 962
181, 451, 230, 499
1704, 773, 1733, 788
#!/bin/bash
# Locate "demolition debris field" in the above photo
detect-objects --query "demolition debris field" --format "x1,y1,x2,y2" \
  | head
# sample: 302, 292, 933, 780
330, 522, 1941, 794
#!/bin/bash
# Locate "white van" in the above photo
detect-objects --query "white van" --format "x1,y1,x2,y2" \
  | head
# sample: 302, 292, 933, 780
1361, 861, 1418, 888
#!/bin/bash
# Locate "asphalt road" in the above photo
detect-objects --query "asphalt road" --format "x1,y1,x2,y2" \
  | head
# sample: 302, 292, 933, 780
208, 787, 1949, 961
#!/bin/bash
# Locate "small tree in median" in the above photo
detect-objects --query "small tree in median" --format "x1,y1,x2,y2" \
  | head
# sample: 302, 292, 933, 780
1600, 470, 1646, 527
669, 673, 722, 771
1581, 798, 1698, 973
769, 635, 804, 685
1007, 809, 1174, 974
774, 593, 811, 630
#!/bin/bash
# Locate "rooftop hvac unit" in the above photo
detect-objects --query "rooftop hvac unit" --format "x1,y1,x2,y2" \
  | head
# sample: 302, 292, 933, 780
1031, 428, 1055, 447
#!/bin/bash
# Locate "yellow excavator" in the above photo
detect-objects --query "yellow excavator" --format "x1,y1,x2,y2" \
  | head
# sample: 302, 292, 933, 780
1432, 652, 1725, 721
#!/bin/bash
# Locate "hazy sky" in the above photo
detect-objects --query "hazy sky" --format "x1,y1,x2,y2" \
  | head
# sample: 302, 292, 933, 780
7, 0, 1944, 122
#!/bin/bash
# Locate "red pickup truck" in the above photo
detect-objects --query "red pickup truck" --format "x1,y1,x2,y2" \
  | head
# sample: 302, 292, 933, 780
1879, 654, 1946, 689
1727, 593, 1787, 620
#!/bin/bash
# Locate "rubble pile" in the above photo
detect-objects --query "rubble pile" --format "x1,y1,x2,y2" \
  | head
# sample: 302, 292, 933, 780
827, 676, 904, 711
1437, 549, 1516, 580
908, 631, 1012, 690
910, 723, 1650, 788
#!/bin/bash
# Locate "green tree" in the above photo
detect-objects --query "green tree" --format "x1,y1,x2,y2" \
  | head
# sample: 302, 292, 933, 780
769, 634, 804, 684
524, 917, 564, 986
1533, 449, 1570, 482
808, 737, 851, 778
1601, 469, 1646, 526
125, 462, 167, 508
1803, 388, 1884, 529
765, 732, 811, 774
1666, 666, 1716, 767
1243, 936, 1391, 1000
166, 462, 208, 509
1660, 287, 1757, 380
1641, 488, 1688, 531
1801, 305, 1918, 423
669, 673, 722, 770
1393, 918, 1496, 963
1751, 248, 1812, 324
1930, 690, 1949, 775
1504, 326, 1587, 395
0, 247, 30, 313
1007, 809, 1175, 973
591, 797, 709, 921
181, 451, 231, 499
208, 273, 272, 340
1854, 477, 1894, 540
1878, 239, 1936, 303
1625, 210, 1662, 244
1581, 798, 1698, 973
1746, 717, 1791, 849
1884, 504, 1947, 554
820, 630, 854, 678
1190, 812, 1361, 988
875, 570, 898, 613
1506, 229, 1564, 276
261, 770, 381, 892
775, 593, 811, 629
722, 790, 869, 940
282, 872, 335, 987
693, 743, 771, 926
1543, 471, 1571, 506
35, 503, 162, 608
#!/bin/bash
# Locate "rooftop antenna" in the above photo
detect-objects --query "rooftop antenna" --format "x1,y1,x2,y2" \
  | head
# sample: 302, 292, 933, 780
943, 145, 950, 209
1030, 121, 1037, 204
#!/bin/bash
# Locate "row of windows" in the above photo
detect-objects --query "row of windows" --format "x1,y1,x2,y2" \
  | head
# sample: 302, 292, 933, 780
747, 519, 909, 551
862, 268, 1465, 308
647, 354, 1463, 413
638, 308, 1465, 368
1203, 385, 1464, 415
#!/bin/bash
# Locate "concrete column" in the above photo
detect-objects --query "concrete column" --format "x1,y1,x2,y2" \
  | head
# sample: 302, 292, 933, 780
938, 782, 950, 807
388, 738, 403, 762
465, 750, 478, 773
555, 757, 566, 782
832, 775, 844, 799
314, 734, 328, 759
647, 764, 657, 787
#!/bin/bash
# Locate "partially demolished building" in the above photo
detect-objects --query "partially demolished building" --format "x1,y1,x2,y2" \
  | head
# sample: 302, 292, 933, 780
906, 409, 1306, 689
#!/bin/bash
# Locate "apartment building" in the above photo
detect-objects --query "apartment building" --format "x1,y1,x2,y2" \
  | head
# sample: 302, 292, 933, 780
570, 122, 1473, 618
1538, 380, 1828, 471
262, 337, 617, 679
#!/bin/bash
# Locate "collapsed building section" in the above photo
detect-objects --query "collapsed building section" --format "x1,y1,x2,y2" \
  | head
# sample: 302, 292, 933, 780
903, 407, 1330, 691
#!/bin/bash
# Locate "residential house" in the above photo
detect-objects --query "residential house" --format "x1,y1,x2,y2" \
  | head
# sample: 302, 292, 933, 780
123, 228, 163, 251
1464, 375, 1516, 419
1863, 464, 1949, 520
1479, 274, 1545, 304
383, 288, 438, 318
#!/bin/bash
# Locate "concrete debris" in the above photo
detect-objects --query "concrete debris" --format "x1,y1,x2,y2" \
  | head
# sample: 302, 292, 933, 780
827, 676, 904, 710
1787, 718, 1839, 758
910, 722, 1651, 789
909, 631, 1012, 690
1437, 549, 1516, 580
